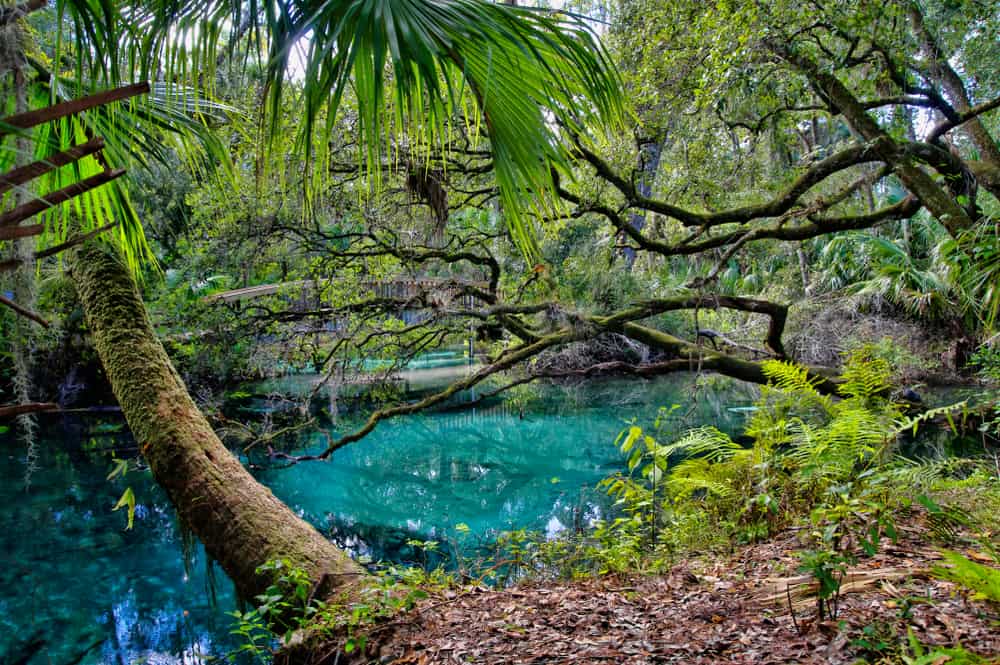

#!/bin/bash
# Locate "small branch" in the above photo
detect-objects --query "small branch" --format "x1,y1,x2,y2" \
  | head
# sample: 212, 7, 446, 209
0, 402, 58, 419
927, 95, 1000, 144
0, 294, 50, 327
593, 295, 789, 357
0, 223, 119, 273
34, 222, 120, 259
316, 332, 576, 457
571, 135, 881, 229
696, 328, 770, 358
0, 169, 126, 228
787, 584, 801, 634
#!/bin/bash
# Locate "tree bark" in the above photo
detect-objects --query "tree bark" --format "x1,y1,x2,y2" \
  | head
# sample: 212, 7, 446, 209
70, 241, 364, 603
774, 43, 976, 236
622, 137, 664, 268
907, 3, 1000, 179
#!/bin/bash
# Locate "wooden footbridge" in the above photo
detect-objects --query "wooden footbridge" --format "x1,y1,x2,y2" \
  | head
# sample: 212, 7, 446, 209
203, 276, 489, 309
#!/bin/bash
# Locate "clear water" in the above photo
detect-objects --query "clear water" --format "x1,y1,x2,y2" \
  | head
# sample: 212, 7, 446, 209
0, 421, 242, 665
0, 375, 755, 664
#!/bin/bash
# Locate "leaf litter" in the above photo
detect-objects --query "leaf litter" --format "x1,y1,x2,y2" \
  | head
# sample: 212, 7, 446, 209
365, 530, 1000, 664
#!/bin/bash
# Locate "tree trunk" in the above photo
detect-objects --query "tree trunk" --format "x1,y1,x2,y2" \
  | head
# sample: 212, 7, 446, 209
622, 137, 664, 269
70, 241, 364, 603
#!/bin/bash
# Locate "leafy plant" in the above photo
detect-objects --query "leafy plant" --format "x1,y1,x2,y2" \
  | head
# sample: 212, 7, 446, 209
930, 550, 1000, 604
228, 558, 441, 660
254, 558, 318, 636
227, 608, 274, 664
111, 487, 137, 530
851, 620, 899, 661
902, 628, 996, 665
107, 457, 137, 530
796, 548, 849, 620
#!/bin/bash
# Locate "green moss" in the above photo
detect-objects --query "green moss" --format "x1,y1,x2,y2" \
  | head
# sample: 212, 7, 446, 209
70, 241, 364, 605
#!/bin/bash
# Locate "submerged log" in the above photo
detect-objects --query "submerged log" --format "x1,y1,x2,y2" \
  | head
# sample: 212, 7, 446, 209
70, 241, 364, 603
0, 402, 59, 418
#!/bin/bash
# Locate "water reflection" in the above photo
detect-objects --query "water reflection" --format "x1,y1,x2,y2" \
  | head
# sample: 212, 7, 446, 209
0, 420, 241, 665
0, 375, 755, 663
253, 375, 757, 563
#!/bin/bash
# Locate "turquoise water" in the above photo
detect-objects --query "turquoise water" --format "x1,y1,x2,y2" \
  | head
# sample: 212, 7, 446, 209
252, 377, 757, 561
0, 375, 755, 664
0, 420, 242, 665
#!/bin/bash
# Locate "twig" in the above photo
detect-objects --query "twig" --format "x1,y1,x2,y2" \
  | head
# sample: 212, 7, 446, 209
0, 294, 49, 327
786, 584, 800, 634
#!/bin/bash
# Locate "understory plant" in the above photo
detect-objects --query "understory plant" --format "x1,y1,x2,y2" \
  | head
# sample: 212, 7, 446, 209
603, 347, 904, 552
599, 346, 998, 613
228, 558, 437, 662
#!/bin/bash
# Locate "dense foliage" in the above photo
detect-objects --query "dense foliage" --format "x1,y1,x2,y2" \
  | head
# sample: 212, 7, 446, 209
3, 0, 1000, 661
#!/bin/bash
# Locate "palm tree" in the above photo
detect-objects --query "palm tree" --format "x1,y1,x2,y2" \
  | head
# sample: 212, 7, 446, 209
54, 0, 624, 254
7, 0, 624, 627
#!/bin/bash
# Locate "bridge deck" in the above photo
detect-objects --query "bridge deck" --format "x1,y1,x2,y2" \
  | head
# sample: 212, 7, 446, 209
203, 277, 489, 304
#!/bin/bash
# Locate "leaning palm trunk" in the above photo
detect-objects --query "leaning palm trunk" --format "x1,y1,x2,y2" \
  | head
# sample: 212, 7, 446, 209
70, 241, 364, 602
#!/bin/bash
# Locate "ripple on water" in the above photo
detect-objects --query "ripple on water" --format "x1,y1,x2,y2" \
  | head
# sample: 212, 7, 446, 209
0, 374, 755, 663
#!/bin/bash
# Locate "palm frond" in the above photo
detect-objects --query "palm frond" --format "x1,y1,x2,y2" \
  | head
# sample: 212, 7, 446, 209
54, 0, 625, 259
3, 76, 237, 274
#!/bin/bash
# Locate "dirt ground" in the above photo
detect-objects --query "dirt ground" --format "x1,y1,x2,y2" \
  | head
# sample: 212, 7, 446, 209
785, 296, 968, 385
368, 529, 1000, 664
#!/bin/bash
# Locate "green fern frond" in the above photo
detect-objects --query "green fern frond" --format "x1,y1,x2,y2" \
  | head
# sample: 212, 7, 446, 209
838, 347, 893, 400
661, 426, 741, 464
667, 457, 742, 500
781, 404, 889, 483
931, 550, 1000, 602
887, 458, 982, 491
762, 359, 826, 396
916, 494, 978, 543
894, 401, 969, 437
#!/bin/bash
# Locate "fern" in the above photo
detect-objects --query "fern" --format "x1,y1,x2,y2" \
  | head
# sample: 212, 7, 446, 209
761, 359, 826, 396
887, 458, 985, 492
931, 550, 1000, 603
747, 360, 835, 445
838, 347, 893, 400
784, 408, 888, 483
661, 427, 742, 463
917, 494, 978, 543
616, 349, 994, 561
667, 457, 745, 500
894, 400, 969, 436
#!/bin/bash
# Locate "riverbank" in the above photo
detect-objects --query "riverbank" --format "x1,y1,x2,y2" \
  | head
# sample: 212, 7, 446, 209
370, 526, 1000, 664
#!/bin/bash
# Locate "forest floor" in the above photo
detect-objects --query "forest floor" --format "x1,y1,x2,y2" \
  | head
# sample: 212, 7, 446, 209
371, 528, 1000, 664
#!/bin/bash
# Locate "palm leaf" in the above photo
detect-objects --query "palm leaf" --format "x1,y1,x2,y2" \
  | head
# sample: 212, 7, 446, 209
54, 0, 625, 258
2, 74, 236, 274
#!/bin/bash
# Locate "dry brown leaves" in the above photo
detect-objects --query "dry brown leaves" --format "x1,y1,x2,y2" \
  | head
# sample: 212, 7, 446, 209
366, 531, 1000, 664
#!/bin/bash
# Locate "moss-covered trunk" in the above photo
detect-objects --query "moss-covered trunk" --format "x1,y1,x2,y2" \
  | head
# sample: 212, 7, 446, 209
71, 241, 364, 602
